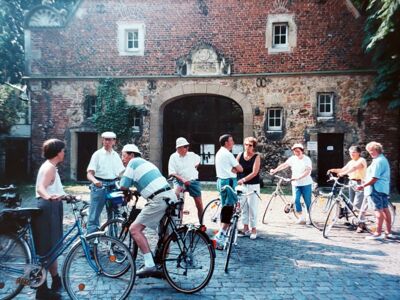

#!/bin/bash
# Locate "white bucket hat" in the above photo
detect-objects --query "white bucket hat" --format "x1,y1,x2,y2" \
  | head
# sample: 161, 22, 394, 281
291, 143, 304, 150
176, 137, 189, 149
101, 131, 116, 139
122, 144, 141, 155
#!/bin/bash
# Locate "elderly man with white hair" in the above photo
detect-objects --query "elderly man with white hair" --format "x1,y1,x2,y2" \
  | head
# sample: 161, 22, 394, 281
86, 131, 125, 234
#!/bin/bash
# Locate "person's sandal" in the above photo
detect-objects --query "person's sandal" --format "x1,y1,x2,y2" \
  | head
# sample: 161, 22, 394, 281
356, 223, 366, 233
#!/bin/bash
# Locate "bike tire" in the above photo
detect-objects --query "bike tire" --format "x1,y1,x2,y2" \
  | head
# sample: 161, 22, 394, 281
162, 227, 215, 294
323, 200, 340, 238
200, 198, 221, 238
309, 194, 333, 231
100, 218, 138, 260
62, 234, 135, 300
0, 234, 30, 300
224, 216, 238, 273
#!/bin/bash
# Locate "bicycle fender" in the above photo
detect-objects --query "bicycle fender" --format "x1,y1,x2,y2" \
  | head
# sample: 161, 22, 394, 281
69, 231, 107, 249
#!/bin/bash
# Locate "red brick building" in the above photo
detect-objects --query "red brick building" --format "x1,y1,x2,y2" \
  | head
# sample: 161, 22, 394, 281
22, 0, 399, 188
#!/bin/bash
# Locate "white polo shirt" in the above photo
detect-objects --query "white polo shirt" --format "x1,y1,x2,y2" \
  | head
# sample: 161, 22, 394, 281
215, 147, 239, 179
168, 151, 200, 180
87, 148, 125, 179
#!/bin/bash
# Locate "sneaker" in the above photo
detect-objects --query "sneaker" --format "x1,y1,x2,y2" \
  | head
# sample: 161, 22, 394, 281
36, 284, 61, 300
306, 219, 311, 225
215, 232, 226, 250
385, 233, 395, 239
365, 233, 385, 240
136, 265, 164, 278
249, 232, 257, 240
237, 230, 251, 237
295, 217, 306, 225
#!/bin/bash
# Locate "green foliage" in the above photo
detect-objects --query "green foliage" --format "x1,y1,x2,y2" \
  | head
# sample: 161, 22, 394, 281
92, 78, 137, 147
0, 85, 21, 133
0, 0, 76, 84
361, 0, 400, 109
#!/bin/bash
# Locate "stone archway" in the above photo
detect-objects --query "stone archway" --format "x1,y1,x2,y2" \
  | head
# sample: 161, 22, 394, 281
149, 82, 253, 170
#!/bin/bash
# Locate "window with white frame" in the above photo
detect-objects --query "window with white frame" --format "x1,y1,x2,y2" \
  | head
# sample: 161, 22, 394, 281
267, 108, 283, 131
118, 23, 145, 56
132, 116, 141, 133
272, 23, 288, 48
266, 14, 297, 54
317, 93, 334, 117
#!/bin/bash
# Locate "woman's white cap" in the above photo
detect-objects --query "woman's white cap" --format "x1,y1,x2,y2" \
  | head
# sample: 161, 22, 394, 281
291, 143, 304, 150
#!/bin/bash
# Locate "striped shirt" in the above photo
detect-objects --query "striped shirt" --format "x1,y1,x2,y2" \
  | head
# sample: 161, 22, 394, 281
120, 157, 169, 198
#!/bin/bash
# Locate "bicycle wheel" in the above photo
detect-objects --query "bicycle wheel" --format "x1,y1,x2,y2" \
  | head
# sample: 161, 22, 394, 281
262, 193, 293, 224
62, 234, 135, 300
224, 216, 238, 273
201, 198, 221, 237
100, 218, 137, 260
323, 200, 340, 238
0, 234, 30, 300
309, 194, 333, 231
162, 227, 215, 294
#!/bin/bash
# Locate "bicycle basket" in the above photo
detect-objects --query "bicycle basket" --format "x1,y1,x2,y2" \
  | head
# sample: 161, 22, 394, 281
105, 191, 125, 208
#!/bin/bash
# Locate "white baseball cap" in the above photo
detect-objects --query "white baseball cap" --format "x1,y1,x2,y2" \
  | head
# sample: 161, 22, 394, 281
122, 144, 141, 154
291, 143, 304, 150
176, 137, 189, 148
101, 131, 116, 139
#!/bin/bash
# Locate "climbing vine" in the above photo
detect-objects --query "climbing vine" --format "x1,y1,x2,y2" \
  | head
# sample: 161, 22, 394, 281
92, 78, 143, 147
0, 85, 23, 133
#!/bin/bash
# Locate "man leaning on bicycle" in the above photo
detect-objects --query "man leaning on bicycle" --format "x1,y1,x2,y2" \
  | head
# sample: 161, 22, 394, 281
119, 144, 177, 277
214, 134, 243, 249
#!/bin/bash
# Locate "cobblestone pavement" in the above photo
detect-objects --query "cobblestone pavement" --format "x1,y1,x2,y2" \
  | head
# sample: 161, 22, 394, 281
14, 190, 400, 300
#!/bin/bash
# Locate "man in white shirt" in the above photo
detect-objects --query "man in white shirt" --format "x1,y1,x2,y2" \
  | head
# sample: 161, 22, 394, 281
168, 137, 203, 223
86, 131, 125, 234
271, 143, 313, 225
214, 134, 243, 249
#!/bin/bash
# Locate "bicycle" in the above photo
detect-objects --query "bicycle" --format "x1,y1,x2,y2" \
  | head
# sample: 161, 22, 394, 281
0, 195, 136, 300
322, 174, 396, 238
102, 192, 215, 293
200, 185, 261, 273
262, 174, 302, 224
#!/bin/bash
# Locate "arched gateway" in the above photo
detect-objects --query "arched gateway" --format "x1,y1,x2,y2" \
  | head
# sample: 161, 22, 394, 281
149, 83, 253, 180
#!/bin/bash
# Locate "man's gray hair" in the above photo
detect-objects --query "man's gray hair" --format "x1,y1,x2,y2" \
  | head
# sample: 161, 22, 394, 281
366, 141, 383, 153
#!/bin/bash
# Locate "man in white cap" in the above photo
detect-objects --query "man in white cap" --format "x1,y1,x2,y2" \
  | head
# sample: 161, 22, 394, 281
270, 143, 313, 224
168, 137, 203, 223
86, 131, 125, 234
120, 143, 177, 277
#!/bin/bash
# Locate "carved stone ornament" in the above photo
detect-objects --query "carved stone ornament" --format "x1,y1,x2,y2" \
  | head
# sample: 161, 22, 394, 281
177, 43, 231, 76
25, 5, 66, 28
271, 0, 291, 13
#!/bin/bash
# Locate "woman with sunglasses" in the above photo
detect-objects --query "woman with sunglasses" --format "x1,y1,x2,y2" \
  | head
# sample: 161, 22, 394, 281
236, 137, 261, 240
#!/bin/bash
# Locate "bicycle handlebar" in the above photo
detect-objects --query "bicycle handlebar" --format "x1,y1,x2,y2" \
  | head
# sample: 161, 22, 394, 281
326, 173, 357, 188
270, 173, 291, 182
0, 184, 16, 191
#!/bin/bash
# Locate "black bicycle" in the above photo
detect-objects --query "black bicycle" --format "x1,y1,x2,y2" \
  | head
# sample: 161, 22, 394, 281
101, 191, 215, 293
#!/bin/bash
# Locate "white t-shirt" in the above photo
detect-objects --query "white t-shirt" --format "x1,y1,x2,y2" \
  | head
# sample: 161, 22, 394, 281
168, 151, 200, 180
286, 155, 313, 186
87, 148, 125, 179
215, 147, 239, 179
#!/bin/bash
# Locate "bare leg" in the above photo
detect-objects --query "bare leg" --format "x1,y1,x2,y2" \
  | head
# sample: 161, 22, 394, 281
130, 223, 151, 254
193, 196, 203, 223
374, 210, 384, 235
382, 207, 392, 234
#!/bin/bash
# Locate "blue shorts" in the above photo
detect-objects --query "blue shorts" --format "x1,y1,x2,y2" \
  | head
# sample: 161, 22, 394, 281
175, 180, 202, 198
368, 189, 389, 210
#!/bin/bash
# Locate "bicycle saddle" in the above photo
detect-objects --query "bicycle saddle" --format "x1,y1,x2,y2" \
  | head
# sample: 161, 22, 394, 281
0, 207, 42, 220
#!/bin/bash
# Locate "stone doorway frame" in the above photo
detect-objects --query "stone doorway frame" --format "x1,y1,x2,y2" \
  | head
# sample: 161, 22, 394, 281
149, 83, 253, 169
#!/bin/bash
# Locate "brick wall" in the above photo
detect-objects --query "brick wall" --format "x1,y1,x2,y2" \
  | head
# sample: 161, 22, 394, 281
27, 0, 369, 77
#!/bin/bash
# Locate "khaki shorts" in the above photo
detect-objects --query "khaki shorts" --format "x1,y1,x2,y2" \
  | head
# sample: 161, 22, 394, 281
134, 190, 175, 230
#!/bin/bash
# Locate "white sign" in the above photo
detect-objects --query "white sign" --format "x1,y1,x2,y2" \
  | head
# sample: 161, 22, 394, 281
307, 141, 318, 152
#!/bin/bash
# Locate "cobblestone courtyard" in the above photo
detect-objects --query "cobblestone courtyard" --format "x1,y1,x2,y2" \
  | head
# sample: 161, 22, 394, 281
15, 189, 400, 300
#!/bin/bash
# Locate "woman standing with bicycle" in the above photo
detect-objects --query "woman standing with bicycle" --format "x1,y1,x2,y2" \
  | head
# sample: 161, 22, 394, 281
237, 137, 261, 239
33, 139, 66, 299
270, 143, 313, 225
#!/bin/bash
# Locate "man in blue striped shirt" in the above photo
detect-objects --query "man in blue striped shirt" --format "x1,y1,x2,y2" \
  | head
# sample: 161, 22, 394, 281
120, 144, 177, 277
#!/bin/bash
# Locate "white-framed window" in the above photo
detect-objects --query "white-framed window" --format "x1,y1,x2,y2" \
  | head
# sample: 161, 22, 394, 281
272, 23, 288, 48
266, 14, 297, 54
118, 23, 145, 56
317, 93, 334, 117
267, 108, 283, 131
132, 116, 141, 133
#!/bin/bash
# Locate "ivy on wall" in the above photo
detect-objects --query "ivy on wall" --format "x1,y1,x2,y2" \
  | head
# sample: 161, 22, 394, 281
92, 78, 142, 147
0, 85, 22, 133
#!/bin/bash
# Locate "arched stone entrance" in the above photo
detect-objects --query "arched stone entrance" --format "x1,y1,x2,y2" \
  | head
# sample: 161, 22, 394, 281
149, 83, 253, 178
